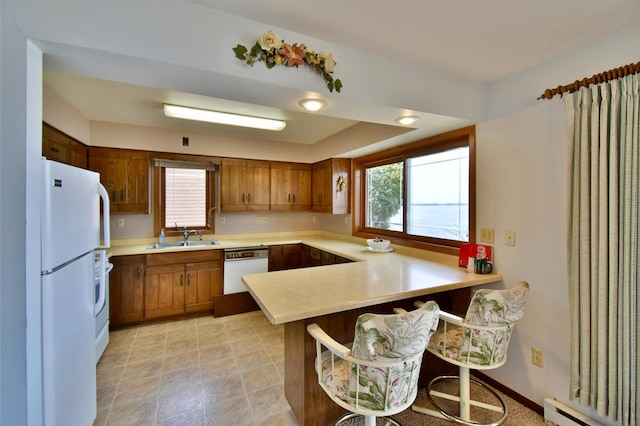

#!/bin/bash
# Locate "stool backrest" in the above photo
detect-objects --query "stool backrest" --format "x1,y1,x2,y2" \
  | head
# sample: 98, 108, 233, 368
348, 300, 440, 410
460, 281, 530, 365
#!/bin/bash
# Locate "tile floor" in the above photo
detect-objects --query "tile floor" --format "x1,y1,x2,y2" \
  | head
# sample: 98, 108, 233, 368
94, 311, 299, 426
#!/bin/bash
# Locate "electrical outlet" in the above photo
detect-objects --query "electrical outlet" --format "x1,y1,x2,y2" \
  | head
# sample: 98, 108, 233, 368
480, 228, 495, 243
505, 230, 516, 246
256, 217, 268, 224
313, 216, 318, 223
532, 347, 544, 367
220, 217, 225, 225
116, 218, 125, 228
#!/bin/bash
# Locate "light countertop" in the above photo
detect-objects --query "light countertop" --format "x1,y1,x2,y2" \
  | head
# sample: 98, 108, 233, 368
108, 232, 503, 324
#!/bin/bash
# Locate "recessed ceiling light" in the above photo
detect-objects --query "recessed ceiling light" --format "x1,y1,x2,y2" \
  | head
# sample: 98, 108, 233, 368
298, 98, 327, 112
395, 115, 420, 126
163, 104, 286, 131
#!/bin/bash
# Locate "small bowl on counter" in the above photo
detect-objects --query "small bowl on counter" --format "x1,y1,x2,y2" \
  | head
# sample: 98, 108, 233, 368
366, 238, 391, 252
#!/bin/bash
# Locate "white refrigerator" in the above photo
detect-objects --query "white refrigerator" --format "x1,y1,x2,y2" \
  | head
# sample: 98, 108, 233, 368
40, 159, 110, 426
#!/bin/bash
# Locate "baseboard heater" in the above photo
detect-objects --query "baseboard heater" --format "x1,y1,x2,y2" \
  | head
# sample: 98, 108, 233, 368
544, 398, 603, 426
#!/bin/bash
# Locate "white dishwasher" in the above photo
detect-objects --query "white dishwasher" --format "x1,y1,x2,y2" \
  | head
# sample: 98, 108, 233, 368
223, 247, 269, 294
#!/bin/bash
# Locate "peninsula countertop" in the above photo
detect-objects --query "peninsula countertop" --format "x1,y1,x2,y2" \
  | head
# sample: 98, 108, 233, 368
238, 235, 503, 324
107, 232, 502, 324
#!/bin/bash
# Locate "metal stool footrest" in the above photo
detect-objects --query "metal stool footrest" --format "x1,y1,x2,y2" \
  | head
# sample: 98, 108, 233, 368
424, 375, 508, 426
335, 412, 402, 426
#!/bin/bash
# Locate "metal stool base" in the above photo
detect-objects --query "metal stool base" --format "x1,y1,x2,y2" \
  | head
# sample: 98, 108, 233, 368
335, 412, 401, 426
423, 375, 508, 426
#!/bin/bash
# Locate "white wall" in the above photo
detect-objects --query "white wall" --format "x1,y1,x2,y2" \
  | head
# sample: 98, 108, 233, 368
477, 23, 640, 425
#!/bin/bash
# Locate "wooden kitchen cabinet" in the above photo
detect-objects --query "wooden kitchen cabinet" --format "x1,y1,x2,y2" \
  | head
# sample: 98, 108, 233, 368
220, 159, 270, 212
185, 260, 223, 313
311, 158, 351, 214
144, 250, 222, 320
42, 122, 89, 169
109, 255, 145, 326
270, 162, 312, 211
269, 244, 303, 271
88, 147, 150, 214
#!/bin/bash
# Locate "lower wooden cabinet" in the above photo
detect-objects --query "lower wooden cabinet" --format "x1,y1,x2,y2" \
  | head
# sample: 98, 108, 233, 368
145, 250, 222, 320
110, 255, 145, 326
270, 244, 352, 271
109, 250, 222, 326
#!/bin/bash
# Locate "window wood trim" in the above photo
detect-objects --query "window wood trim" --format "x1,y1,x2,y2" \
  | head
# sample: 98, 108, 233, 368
352, 125, 476, 256
152, 153, 220, 238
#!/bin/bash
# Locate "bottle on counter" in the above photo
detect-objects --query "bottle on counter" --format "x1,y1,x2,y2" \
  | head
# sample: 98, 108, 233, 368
159, 229, 165, 243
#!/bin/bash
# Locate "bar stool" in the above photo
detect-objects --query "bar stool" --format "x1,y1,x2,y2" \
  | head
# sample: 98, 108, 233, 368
307, 301, 440, 426
412, 281, 530, 426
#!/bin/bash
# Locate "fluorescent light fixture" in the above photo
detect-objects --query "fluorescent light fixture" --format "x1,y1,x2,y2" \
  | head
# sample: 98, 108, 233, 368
298, 98, 327, 112
163, 104, 286, 131
395, 115, 420, 125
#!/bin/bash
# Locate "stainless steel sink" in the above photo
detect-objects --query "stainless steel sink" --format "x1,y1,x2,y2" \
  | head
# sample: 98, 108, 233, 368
147, 240, 220, 249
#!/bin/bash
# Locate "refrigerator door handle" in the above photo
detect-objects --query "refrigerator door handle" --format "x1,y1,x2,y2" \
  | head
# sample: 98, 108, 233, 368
94, 251, 107, 316
97, 183, 110, 249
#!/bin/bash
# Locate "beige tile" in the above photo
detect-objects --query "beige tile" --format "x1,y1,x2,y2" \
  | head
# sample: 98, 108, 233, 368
202, 372, 246, 401
234, 349, 272, 373
259, 328, 285, 346
102, 338, 133, 357
240, 364, 282, 392
135, 322, 168, 336
198, 330, 229, 349
167, 318, 197, 330
163, 348, 200, 373
204, 394, 256, 426
112, 375, 161, 407
96, 365, 124, 390
255, 408, 299, 426
165, 336, 198, 355
229, 335, 265, 356
97, 349, 130, 371
96, 385, 117, 411
105, 395, 157, 426
200, 356, 238, 382
156, 409, 207, 426
167, 325, 197, 342
199, 341, 233, 361
93, 407, 109, 426
160, 365, 202, 395
121, 358, 163, 382
156, 383, 204, 420
222, 314, 252, 331
246, 383, 291, 418
127, 342, 165, 364
226, 325, 258, 342
265, 342, 285, 366
132, 332, 167, 348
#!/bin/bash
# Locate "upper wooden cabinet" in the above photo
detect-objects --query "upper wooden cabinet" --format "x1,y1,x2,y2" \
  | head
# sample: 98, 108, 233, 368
88, 147, 150, 214
220, 159, 271, 212
42, 123, 89, 169
311, 158, 351, 214
270, 162, 312, 211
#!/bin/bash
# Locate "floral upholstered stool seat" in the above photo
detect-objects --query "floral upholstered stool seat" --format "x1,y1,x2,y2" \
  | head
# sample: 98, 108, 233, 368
412, 281, 530, 426
307, 300, 440, 426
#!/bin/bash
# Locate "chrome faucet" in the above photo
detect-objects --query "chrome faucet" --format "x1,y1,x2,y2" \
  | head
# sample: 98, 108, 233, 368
182, 227, 199, 243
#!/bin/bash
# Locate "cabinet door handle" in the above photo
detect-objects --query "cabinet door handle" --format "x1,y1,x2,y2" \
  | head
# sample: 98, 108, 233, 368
112, 190, 117, 200
187, 274, 191, 286
288, 194, 291, 203
180, 274, 184, 287
242, 193, 245, 203
136, 267, 142, 279
248, 193, 251, 203
292, 194, 296, 204
120, 189, 125, 202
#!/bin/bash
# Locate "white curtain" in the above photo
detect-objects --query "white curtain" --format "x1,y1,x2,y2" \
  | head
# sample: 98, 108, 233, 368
565, 74, 639, 426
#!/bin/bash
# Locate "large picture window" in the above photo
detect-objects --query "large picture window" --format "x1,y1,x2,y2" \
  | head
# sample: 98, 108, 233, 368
354, 126, 475, 254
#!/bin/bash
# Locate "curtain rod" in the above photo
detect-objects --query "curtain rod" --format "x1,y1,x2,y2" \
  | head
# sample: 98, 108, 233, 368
538, 61, 640, 100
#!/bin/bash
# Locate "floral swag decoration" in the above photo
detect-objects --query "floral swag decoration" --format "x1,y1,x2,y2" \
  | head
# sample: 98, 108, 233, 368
233, 30, 343, 93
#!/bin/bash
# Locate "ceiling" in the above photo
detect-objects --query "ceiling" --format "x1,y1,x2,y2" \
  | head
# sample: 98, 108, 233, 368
42, 0, 640, 155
